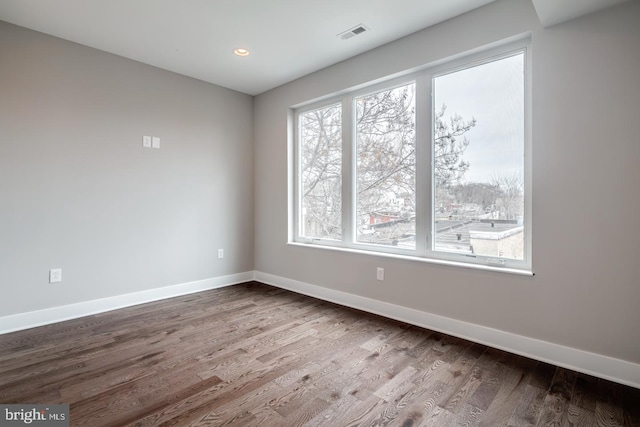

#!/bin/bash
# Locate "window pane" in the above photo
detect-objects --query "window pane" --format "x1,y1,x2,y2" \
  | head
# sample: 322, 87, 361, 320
299, 103, 342, 240
356, 83, 416, 249
433, 53, 525, 260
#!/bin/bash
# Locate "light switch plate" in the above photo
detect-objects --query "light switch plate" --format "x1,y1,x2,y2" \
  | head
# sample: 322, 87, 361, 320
142, 136, 152, 148
152, 137, 160, 149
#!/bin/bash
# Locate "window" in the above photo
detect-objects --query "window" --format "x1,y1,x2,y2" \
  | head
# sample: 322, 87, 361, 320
293, 41, 530, 272
298, 103, 342, 241
432, 53, 525, 262
356, 83, 416, 248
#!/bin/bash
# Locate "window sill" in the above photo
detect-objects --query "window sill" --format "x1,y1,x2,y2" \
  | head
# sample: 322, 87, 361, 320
287, 241, 534, 276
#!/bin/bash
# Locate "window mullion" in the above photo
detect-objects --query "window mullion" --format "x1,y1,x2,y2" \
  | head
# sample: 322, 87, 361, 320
415, 74, 432, 256
293, 111, 302, 241
342, 96, 355, 246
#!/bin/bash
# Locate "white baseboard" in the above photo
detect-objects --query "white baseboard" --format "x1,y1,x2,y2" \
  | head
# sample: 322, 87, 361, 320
0, 271, 255, 335
3, 270, 637, 389
254, 271, 640, 389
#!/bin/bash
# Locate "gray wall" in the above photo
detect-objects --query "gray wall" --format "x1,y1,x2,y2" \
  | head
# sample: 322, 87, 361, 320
2, 0, 639, 370
0, 21, 254, 316
254, 0, 640, 365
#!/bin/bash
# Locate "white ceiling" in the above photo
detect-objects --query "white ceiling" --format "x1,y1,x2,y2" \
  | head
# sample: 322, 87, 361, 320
0, 0, 630, 95
531, 0, 631, 27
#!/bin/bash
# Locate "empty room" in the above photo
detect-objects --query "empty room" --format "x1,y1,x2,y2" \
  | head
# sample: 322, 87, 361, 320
1, 0, 639, 425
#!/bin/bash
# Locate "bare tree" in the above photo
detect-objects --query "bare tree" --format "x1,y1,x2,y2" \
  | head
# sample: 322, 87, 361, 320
434, 104, 476, 187
356, 85, 416, 218
299, 104, 342, 239
490, 172, 524, 220
299, 93, 476, 240
453, 182, 501, 212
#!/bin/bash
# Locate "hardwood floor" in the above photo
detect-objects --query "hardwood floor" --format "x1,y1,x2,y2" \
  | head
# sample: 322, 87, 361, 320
1, 282, 638, 426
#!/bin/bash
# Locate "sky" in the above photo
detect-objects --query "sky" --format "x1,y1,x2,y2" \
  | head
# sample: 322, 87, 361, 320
433, 53, 524, 184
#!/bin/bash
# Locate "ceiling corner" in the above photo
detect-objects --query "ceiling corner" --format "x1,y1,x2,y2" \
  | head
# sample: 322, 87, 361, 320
531, 0, 631, 28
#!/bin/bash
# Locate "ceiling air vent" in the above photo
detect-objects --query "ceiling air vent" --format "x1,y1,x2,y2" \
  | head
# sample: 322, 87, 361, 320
338, 24, 369, 40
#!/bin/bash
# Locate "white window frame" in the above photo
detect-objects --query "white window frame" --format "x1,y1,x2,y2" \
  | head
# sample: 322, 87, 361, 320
291, 38, 532, 274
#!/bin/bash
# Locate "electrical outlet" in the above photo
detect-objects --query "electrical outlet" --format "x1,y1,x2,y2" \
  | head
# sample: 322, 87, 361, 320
151, 137, 160, 149
49, 268, 62, 283
218, 249, 224, 259
376, 267, 384, 281
142, 136, 152, 148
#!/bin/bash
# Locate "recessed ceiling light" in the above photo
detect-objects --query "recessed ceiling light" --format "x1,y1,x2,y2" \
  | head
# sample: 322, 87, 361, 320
234, 48, 250, 57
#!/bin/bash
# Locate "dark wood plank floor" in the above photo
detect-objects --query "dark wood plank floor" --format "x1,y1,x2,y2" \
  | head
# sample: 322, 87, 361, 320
1, 281, 638, 426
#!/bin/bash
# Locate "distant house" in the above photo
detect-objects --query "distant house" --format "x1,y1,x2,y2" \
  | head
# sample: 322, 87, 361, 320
369, 211, 401, 225
434, 220, 523, 260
